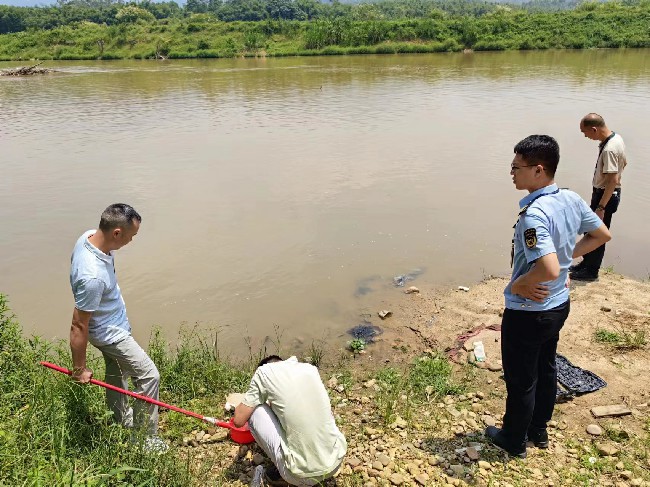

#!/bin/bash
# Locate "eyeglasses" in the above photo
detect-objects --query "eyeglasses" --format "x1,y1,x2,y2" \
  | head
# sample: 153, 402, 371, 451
510, 164, 539, 171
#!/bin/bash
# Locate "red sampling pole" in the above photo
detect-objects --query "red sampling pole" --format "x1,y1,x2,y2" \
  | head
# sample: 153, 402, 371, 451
40, 361, 217, 424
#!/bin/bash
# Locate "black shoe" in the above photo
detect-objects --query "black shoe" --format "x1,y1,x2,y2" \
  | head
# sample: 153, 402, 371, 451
568, 261, 585, 273
264, 465, 289, 487
485, 426, 527, 458
570, 268, 599, 282
527, 428, 549, 448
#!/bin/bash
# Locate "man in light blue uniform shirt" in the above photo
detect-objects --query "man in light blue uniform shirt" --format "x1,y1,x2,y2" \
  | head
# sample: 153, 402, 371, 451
70, 204, 167, 453
486, 135, 611, 458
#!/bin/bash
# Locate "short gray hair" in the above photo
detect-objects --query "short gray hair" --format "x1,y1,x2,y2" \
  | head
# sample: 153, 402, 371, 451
581, 113, 606, 128
98, 203, 141, 232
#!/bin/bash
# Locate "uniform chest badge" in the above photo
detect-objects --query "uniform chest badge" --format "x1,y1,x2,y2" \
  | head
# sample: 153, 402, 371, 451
524, 228, 537, 249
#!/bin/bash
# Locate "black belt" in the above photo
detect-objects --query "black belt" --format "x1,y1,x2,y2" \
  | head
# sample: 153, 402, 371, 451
593, 187, 621, 194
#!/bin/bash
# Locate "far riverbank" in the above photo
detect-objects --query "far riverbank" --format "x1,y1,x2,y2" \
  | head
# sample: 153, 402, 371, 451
1, 3, 650, 61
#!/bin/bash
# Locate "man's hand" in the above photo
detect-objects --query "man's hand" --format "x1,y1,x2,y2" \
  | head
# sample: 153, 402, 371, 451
510, 253, 558, 302
595, 173, 618, 222
72, 367, 93, 384
573, 224, 611, 259
512, 277, 549, 302
233, 403, 254, 428
70, 307, 92, 384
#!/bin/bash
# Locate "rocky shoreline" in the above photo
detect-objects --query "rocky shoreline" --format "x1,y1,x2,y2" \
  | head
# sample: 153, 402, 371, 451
169, 273, 650, 486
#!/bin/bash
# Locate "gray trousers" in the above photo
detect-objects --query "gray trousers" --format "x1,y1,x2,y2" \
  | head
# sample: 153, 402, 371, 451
96, 335, 160, 435
248, 405, 340, 486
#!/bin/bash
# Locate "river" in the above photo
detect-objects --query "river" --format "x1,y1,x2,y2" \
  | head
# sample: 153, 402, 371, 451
2, 50, 649, 353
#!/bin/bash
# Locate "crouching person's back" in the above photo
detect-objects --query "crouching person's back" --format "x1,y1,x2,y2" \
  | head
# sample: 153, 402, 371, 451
234, 355, 347, 486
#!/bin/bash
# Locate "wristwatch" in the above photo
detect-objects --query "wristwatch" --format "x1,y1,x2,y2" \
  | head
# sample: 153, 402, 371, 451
596, 205, 606, 211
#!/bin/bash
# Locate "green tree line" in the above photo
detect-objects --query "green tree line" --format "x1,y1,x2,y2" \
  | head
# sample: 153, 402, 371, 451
1, 0, 650, 59
0, 0, 607, 34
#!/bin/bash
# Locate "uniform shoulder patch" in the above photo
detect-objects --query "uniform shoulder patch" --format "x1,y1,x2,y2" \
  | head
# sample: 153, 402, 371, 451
524, 228, 537, 249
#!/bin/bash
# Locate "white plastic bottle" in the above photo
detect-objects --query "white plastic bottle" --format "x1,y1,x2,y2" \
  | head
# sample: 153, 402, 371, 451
473, 341, 486, 362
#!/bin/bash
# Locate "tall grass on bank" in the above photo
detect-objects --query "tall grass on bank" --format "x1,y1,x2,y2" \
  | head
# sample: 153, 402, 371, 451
1, 2, 650, 61
374, 354, 465, 424
0, 294, 252, 486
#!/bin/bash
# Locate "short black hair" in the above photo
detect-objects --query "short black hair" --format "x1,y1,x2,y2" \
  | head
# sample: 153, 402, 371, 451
514, 135, 560, 177
98, 204, 141, 232
258, 355, 283, 368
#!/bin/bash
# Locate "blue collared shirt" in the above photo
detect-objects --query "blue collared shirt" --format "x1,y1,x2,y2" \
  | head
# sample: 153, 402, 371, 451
504, 184, 602, 311
70, 230, 131, 346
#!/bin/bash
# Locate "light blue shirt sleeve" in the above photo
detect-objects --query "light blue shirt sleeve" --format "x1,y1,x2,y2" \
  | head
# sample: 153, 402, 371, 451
520, 212, 557, 264
578, 199, 603, 234
74, 278, 105, 312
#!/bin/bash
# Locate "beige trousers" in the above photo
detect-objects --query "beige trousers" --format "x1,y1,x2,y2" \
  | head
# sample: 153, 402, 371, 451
96, 335, 160, 435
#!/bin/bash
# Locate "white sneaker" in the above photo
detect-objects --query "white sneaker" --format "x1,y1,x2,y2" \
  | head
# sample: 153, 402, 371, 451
142, 435, 169, 454
250, 465, 265, 487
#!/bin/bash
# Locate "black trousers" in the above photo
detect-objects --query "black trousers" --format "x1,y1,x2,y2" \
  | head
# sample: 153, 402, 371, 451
500, 300, 570, 445
581, 187, 621, 273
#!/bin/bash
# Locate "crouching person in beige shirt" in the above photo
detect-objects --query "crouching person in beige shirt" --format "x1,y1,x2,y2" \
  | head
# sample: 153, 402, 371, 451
234, 355, 347, 486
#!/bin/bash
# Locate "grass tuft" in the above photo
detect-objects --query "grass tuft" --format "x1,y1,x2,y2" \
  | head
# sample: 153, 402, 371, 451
305, 339, 325, 368
594, 326, 647, 350
594, 328, 621, 344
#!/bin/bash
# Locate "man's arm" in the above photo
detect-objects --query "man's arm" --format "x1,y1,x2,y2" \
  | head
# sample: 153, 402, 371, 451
70, 307, 93, 383
511, 253, 560, 302
573, 224, 611, 259
233, 372, 264, 427
233, 403, 255, 427
595, 173, 619, 220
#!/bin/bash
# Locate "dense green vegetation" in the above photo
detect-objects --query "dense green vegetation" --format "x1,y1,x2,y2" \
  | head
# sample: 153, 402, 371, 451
1, 1, 649, 60
0, 0, 538, 35
0, 293, 254, 485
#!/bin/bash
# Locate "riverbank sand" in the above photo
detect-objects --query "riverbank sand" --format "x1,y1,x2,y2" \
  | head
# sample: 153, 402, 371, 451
372, 272, 650, 429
